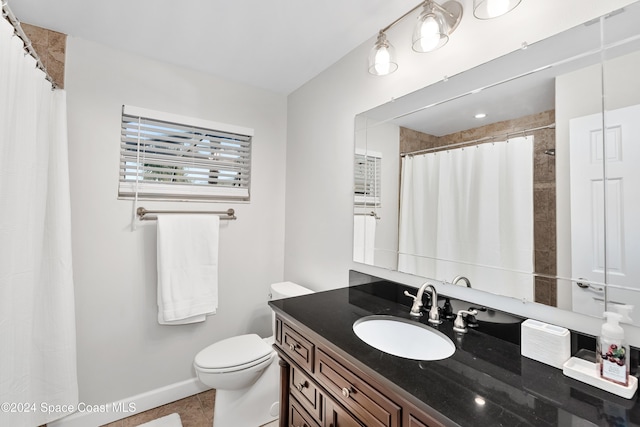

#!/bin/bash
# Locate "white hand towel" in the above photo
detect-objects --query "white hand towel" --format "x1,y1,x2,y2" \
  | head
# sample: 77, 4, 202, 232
353, 215, 376, 264
157, 214, 219, 325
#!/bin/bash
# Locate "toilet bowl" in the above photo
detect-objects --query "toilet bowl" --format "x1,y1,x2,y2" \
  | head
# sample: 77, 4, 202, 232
194, 334, 275, 390
194, 281, 313, 427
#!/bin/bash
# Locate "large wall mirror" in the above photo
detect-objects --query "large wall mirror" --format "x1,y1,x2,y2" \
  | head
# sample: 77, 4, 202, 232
353, 3, 640, 325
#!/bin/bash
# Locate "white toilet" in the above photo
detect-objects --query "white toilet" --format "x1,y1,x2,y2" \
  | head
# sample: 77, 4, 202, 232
194, 281, 313, 427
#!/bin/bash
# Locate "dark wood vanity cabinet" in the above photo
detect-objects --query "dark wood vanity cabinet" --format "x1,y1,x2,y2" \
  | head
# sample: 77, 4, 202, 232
275, 314, 444, 427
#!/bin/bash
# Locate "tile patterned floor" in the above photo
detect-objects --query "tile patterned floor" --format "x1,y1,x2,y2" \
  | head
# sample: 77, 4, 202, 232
100, 390, 214, 427
98, 389, 278, 427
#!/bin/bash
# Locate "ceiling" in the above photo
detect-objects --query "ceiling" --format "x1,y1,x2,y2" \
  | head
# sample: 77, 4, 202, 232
9, 0, 422, 94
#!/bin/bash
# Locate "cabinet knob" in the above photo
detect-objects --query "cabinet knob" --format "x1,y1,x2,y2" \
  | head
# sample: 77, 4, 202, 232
296, 381, 308, 391
341, 387, 350, 398
289, 342, 299, 351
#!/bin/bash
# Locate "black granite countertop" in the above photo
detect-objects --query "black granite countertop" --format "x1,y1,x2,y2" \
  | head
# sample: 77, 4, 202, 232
269, 275, 640, 427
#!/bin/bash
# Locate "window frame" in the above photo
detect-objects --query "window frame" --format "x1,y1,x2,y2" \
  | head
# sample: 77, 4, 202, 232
118, 105, 254, 202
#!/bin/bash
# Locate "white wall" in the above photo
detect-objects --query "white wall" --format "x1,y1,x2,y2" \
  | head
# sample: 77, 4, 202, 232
284, 0, 640, 344
65, 37, 287, 405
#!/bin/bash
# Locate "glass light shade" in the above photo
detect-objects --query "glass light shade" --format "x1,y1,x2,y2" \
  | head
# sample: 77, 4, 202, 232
412, 7, 448, 53
473, 0, 522, 19
412, 1, 463, 53
368, 33, 398, 76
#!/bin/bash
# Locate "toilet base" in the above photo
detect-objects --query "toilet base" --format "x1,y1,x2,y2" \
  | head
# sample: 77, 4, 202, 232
212, 355, 279, 427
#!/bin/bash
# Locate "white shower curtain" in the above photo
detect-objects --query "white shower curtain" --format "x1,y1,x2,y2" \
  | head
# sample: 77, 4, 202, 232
398, 137, 534, 300
0, 17, 78, 427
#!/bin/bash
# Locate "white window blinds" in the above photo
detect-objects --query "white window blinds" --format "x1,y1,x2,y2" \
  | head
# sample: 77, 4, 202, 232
354, 149, 381, 206
119, 105, 253, 201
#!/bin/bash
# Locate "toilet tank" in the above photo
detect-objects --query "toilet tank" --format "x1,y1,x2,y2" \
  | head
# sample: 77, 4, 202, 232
269, 282, 313, 335
270, 281, 314, 300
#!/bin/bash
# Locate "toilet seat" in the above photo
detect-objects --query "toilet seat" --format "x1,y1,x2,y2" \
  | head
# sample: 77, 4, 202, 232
194, 334, 274, 373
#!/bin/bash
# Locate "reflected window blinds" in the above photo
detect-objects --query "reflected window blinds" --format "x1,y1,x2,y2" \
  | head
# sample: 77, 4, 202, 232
354, 149, 381, 207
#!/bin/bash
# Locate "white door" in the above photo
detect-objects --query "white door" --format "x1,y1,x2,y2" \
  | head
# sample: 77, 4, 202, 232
570, 104, 640, 316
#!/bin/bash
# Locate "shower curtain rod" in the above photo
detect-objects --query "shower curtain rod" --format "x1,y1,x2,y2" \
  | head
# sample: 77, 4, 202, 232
136, 207, 237, 221
1, 0, 57, 88
400, 123, 556, 157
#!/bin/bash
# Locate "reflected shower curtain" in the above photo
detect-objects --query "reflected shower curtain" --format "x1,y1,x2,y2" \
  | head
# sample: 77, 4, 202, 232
0, 17, 77, 427
398, 137, 534, 300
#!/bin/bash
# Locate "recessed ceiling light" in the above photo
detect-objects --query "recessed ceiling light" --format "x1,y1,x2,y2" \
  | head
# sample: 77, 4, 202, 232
475, 113, 487, 119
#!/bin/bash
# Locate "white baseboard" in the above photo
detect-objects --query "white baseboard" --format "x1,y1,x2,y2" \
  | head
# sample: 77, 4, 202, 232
48, 378, 211, 427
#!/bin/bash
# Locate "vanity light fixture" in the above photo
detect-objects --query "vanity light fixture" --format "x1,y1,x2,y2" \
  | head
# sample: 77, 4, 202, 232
473, 0, 522, 19
368, 0, 523, 76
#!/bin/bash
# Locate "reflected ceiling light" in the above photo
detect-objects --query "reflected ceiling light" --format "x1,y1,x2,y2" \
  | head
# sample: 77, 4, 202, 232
368, 32, 398, 76
368, 0, 523, 76
412, 0, 463, 53
473, 0, 522, 19
474, 113, 487, 119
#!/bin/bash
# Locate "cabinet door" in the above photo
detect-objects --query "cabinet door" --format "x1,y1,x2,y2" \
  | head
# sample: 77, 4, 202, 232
290, 364, 323, 422
325, 398, 364, 427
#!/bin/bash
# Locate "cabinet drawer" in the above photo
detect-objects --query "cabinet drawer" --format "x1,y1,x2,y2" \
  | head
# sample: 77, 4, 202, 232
283, 323, 315, 371
290, 396, 321, 427
325, 397, 365, 427
408, 414, 430, 427
316, 349, 401, 427
290, 364, 322, 422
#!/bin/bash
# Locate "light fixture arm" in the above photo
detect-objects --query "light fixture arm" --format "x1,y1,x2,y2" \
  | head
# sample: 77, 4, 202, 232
377, 0, 458, 35
379, 1, 425, 34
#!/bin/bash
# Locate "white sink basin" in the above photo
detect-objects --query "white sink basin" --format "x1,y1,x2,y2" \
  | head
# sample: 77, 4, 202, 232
353, 315, 455, 361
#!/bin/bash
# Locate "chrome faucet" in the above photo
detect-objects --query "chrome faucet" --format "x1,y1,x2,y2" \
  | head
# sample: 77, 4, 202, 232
404, 282, 441, 324
451, 275, 471, 288
424, 284, 441, 325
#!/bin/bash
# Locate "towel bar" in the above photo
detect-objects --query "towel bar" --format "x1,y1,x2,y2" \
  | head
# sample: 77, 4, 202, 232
137, 207, 236, 221
354, 211, 380, 220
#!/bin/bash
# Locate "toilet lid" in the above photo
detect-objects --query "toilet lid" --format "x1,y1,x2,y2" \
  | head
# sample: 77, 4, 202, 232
194, 334, 273, 370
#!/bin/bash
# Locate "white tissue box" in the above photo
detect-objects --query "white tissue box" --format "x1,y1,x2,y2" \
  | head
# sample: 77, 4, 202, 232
521, 319, 571, 369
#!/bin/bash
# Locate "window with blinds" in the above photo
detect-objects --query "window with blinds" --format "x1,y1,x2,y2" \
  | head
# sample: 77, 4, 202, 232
119, 106, 253, 201
354, 149, 381, 206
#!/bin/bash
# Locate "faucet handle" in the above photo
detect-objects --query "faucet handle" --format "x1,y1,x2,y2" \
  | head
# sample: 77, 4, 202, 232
403, 290, 423, 317
465, 306, 486, 328
452, 309, 478, 333
404, 290, 421, 305
403, 290, 416, 300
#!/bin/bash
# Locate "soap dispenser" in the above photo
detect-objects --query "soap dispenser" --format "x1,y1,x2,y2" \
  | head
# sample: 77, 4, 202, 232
597, 312, 630, 386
